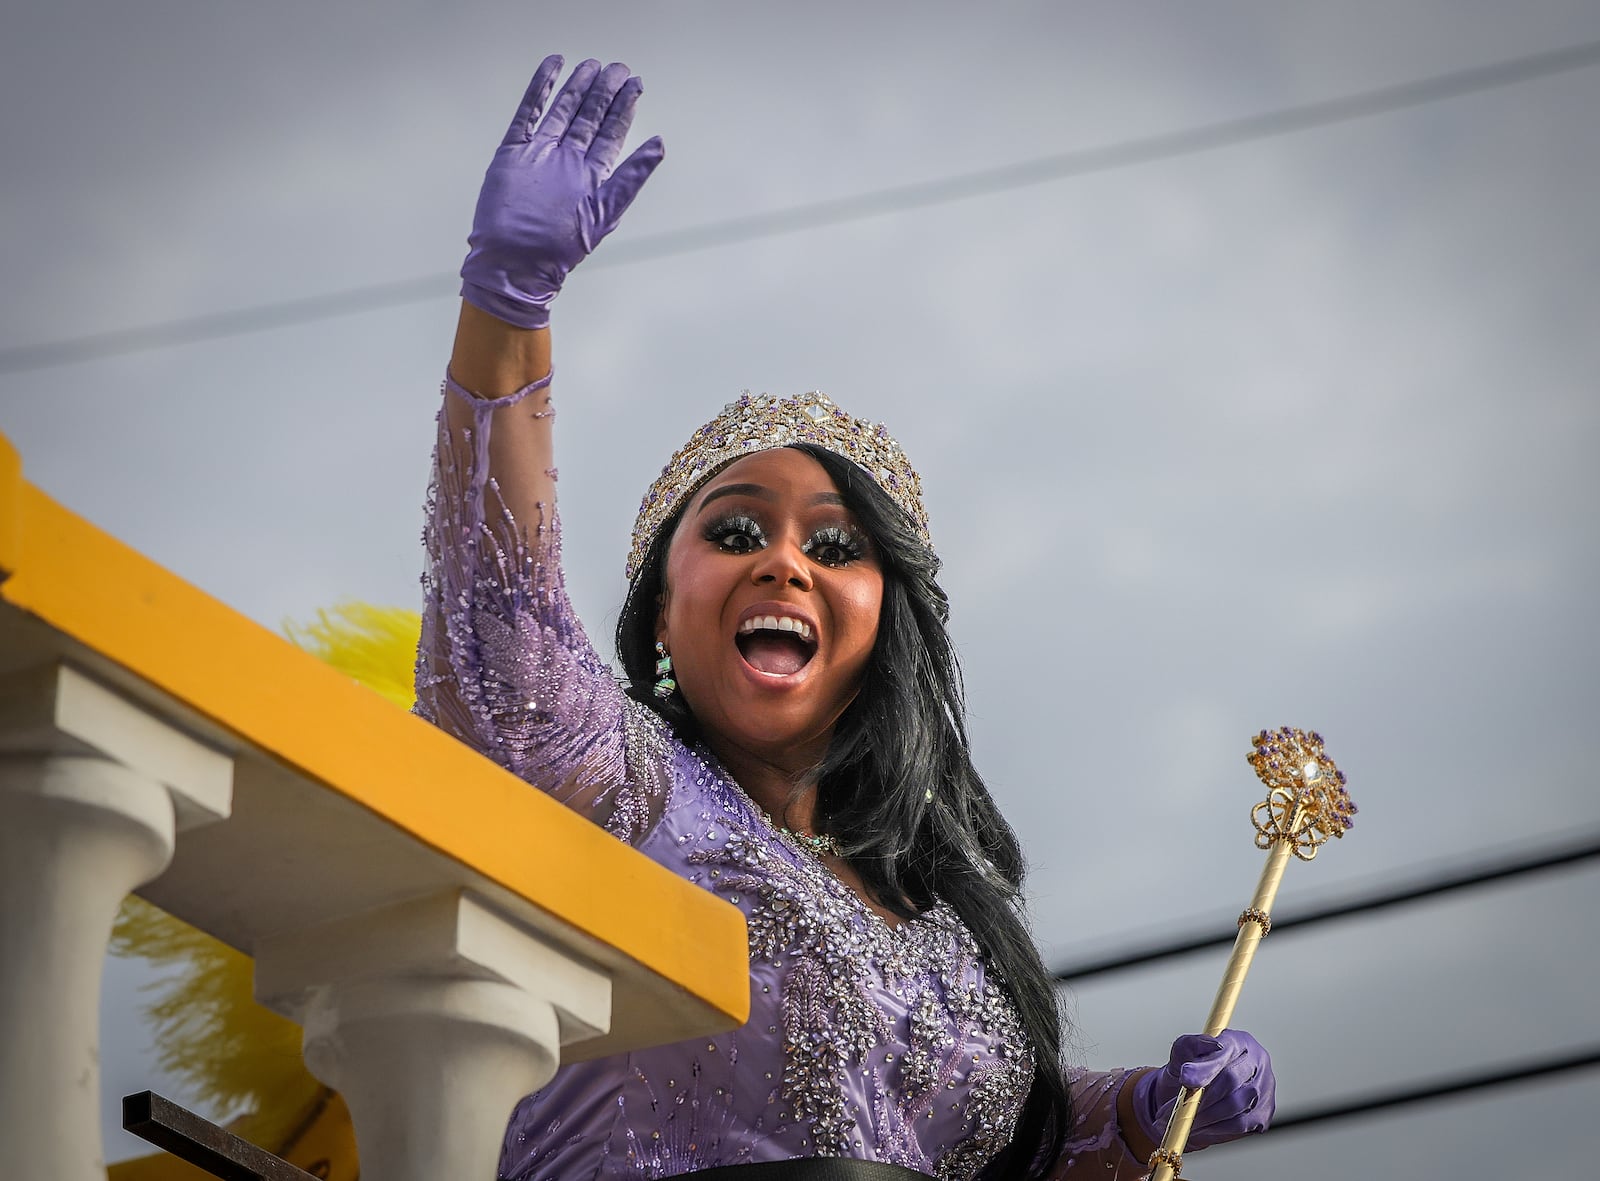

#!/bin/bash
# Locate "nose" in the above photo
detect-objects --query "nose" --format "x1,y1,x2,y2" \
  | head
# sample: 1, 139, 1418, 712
750, 536, 813, 590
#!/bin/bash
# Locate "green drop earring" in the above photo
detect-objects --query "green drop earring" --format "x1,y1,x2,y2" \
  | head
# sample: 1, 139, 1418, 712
653, 641, 677, 699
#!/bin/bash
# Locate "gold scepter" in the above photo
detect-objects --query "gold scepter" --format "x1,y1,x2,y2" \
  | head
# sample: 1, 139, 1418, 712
1147, 726, 1356, 1181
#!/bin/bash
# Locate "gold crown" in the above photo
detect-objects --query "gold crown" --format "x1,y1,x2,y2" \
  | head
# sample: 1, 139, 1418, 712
627, 391, 931, 582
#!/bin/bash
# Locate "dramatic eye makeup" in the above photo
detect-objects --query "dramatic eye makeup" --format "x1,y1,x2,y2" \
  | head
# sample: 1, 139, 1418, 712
701, 505, 874, 567
802, 524, 867, 567
703, 513, 767, 553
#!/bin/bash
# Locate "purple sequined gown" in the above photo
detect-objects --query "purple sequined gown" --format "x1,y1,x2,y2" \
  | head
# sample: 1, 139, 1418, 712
415, 382, 1150, 1180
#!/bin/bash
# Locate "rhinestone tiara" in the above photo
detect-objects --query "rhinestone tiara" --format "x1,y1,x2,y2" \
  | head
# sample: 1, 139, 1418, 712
627, 391, 931, 582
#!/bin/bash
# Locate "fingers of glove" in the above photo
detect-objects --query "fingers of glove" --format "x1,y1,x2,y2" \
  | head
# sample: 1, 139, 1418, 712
1164, 1034, 1229, 1091
1209, 1039, 1274, 1127
1193, 1067, 1267, 1123
1180, 1031, 1273, 1122
587, 75, 644, 171
1189, 1077, 1274, 1147
536, 58, 603, 144
562, 61, 632, 152
593, 135, 665, 235
500, 54, 565, 146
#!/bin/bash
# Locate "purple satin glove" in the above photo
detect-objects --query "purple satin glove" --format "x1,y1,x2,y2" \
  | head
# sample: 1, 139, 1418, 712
461, 54, 664, 329
1131, 1029, 1275, 1151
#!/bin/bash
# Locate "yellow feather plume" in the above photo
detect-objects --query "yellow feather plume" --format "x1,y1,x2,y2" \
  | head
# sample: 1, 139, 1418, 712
282, 602, 422, 710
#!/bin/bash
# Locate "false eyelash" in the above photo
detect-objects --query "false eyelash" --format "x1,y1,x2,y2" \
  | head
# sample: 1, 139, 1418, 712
703, 514, 767, 552
803, 525, 867, 565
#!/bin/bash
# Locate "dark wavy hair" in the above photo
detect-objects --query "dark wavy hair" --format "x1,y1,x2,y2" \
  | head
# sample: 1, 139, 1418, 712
615, 442, 1070, 1178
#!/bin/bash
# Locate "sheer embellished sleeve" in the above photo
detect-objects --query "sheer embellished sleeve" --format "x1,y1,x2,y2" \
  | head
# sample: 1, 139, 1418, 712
414, 372, 675, 844
1050, 1068, 1152, 1179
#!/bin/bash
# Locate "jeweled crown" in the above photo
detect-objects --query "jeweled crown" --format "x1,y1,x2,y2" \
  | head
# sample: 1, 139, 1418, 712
627, 391, 930, 582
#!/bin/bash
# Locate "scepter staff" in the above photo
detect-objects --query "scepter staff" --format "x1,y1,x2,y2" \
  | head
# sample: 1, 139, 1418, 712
1147, 727, 1356, 1181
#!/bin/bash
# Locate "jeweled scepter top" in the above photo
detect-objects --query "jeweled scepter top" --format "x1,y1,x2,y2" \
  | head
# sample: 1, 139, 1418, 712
1247, 727, 1355, 861
1147, 727, 1355, 1181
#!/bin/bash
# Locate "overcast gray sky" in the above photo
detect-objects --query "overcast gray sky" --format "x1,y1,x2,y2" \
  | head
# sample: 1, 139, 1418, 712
4, 2, 1598, 1176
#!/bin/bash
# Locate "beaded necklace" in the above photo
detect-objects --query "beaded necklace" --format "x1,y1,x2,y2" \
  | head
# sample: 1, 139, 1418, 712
771, 822, 841, 858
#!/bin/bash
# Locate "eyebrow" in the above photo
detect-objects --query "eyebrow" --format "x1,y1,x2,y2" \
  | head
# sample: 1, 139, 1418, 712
696, 483, 847, 512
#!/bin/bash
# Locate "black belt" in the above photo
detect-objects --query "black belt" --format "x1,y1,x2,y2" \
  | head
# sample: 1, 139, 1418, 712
687, 1161, 932, 1181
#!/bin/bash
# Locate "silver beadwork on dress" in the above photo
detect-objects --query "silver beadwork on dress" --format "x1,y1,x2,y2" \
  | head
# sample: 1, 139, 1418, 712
682, 763, 1034, 1179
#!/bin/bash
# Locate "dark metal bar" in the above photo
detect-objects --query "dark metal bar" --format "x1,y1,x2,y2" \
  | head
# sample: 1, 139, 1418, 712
1054, 831, 1600, 984
121, 1091, 321, 1181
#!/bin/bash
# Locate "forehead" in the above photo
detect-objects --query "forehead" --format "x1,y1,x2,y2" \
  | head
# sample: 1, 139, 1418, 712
687, 447, 845, 511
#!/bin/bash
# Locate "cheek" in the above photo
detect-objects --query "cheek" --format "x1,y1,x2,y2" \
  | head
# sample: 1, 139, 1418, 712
660, 547, 725, 659
835, 576, 885, 656
660, 542, 699, 626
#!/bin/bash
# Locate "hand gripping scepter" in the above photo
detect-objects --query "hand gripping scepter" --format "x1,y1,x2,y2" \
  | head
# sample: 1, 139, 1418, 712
1147, 727, 1356, 1181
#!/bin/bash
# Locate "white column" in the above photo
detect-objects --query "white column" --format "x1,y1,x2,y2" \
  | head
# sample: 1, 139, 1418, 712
255, 890, 613, 1181
0, 665, 232, 1181
0, 758, 174, 1181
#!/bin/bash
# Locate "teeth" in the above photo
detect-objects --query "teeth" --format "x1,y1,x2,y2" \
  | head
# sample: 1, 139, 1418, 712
739, 615, 813, 643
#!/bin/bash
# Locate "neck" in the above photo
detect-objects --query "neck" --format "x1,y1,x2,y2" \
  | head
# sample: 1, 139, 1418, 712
705, 735, 825, 834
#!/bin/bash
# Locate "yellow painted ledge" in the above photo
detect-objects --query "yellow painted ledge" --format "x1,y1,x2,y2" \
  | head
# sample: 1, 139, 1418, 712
0, 432, 748, 1031
0, 432, 20, 576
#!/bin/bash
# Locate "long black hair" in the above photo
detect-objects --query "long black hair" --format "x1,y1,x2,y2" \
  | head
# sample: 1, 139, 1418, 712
616, 442, 1070, 1178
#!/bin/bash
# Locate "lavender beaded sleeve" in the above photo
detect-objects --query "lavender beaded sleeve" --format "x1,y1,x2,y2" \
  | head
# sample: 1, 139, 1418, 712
414, 375, 674, 842
1056, 1069, 1151, 1177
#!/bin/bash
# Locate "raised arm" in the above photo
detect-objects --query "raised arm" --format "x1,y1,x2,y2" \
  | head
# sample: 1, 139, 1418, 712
415, 56, 671, 842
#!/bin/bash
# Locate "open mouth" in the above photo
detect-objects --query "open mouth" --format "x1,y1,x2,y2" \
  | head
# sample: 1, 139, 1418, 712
735, 615, 818, 677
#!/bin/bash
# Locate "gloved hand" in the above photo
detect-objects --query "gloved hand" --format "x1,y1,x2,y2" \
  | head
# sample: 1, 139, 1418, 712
461, 54, 664, 329
1130, 1029, 1275, 1150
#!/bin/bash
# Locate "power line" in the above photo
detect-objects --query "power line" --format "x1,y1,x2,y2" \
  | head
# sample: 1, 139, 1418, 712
590, 36, 1600, 265
1263, 1044, 1600, 1136
0, 275, 453, 376
4, 36, 1599, 377
1052, 829, 1600, 985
